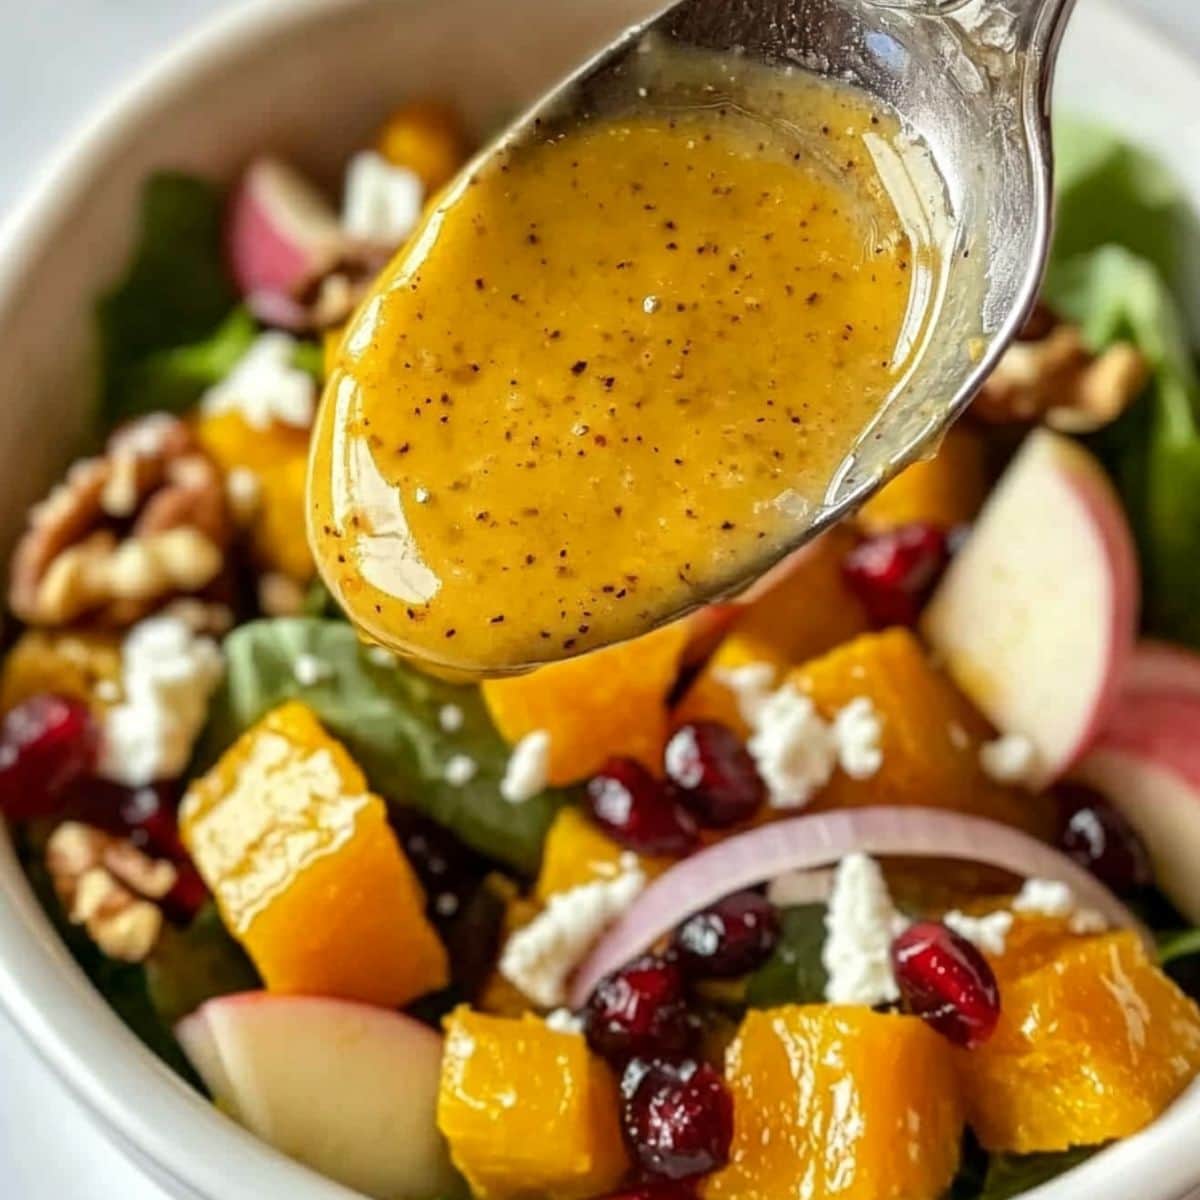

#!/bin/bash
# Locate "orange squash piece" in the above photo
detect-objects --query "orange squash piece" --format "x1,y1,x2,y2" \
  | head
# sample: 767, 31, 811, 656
704, 1006, 963, 1200
0, 629, 122, 715
790, 629, 1048, 833
675, 528, 868, 736
483, 621, 690, 785
859, 426, 989, 533
535, 807, 670, 902
192, 410, 313, 581
377, 100, 469, 194
180, 701, 447, 1007
438, 1008, 629, 1200
960, 931, 1200, 1153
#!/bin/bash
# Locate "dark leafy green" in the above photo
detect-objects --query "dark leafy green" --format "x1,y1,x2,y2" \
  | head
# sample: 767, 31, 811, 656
968, 1148, 1099, 1200
1158, 927, 1200, 968
744, 904, 828, 1008
97, 172, 237, 426
145, 903, 260, 1030
194, 619, 569, 873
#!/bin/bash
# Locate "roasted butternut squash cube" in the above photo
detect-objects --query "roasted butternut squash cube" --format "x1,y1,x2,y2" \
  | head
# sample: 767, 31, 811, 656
377, 100, 469, 194
703, 1006, 963, 1200
859, 426, 989, 533
535, 806, 669, 902
180, 701, 447, 1007
0, 629, 122, 714
674, 528, 868, 735
483, 621, 689, 785
192, 410, 313, 581
438, 1008, 629, 1200
790, 629, 1047, 833
960, 931, 1200, 1153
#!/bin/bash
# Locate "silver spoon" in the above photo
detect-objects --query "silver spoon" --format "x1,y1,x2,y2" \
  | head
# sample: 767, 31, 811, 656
479, 0, 1077, 593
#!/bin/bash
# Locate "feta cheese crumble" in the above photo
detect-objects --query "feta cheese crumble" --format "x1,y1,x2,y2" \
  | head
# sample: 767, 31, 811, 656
979, 733, 1039, 787
201, 332, 316, 430
438, 703, 464, 733
366, 646, 397, 669
822, 853, 906, 1006
444, 754, 478, 787
224, 467, 261, 525
832, 696, 884, 780
499, 859, 645, 1007
342, 150, 424, 243
293, 653, 332, 687
713, 661, 777, 727
501, 730, 552, 804
748, 684, 837, 810
544, 1008, 585, 1035
99, 617, 224, 787
943, 909, 1014, 957
1013, 877, 1107, 934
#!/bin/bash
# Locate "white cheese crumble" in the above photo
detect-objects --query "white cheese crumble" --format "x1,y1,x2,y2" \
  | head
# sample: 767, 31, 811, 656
500, 859, 645, 1007
293, 653, 332, 687
201, 332, 316, 430
438, 703, 464, 733
444, 754, 478, 787
822, 853, 906, 1006
544, 1008, 585, 1035
342, 150, 424, 243
979, 733, 1039, 787
1013, 877, 1107, 934
832, 697, 884, 780
713, 661, 777, 728
99, 617, 224, 787
501, 730, 552, 804
366, 646, 397, 669
943, 909, 1014, 957
224, 467, 261, 525
748, 684, 837, 810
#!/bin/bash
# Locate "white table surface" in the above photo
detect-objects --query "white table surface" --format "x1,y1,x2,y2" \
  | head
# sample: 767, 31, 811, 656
1, 0, 1199, 1196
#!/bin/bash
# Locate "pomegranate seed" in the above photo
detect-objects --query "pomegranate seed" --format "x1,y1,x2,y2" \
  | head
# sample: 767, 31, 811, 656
672, 891, 779, 979
842, 523, 950, 627
620, 1058, 733, 1181
586, 759, 698, 856
892, 920, 1001, 1048
584, 954, 695, 1063
0, 695, 99, 821
1056, 784, 1151, 897
664, 722, 764, 828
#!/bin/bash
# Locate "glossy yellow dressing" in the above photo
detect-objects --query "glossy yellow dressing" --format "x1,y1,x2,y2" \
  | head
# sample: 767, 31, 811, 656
310, 67, 927, 673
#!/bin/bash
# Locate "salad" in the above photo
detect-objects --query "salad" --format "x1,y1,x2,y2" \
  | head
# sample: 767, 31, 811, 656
2, 95, 1200, 1200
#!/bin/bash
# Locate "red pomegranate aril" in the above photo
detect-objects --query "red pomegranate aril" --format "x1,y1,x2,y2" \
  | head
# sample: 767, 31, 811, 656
1056, 783, 1152, 897
161, 860, 209, 925
892, 920, 1001, 1049
664, 722, 764, 828
584, 954, 695, 1063
671, 890, 779, 979
842, 522, 950, 627
586, 758, 698, 856
0, 695, 99, 821
620, 1058, 733, 1181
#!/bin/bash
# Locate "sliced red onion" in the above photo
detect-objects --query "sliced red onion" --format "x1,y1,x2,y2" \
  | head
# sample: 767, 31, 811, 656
245, 288, 314, 332
569, 806, 1142, 1007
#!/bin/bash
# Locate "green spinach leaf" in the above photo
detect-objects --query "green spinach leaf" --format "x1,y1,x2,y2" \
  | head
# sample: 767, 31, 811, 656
1158, 927, 1200, 967
195, 619, 568, 874
970, 1148, 1099, 1200
97, 172, 237, 426
744, 904, 828, 1008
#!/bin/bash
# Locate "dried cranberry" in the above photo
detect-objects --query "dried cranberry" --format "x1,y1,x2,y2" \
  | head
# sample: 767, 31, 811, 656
842, 523, 950, 627
0, 695, 99, 821
1056, 784, 1151, 897
620, 1059, 733, 1181
664, 722, 764, 828
892, 920, 1000, 1048
584, 954, 695, 1063
671, 891, 779, 979
586, 759, 698, 856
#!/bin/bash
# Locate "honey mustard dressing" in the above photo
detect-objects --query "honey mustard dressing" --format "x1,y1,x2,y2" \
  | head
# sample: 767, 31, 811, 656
310, 60, 936, 674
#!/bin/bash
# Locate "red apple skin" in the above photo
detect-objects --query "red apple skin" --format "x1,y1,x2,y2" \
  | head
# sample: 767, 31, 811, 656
1124, 640, 1200, 701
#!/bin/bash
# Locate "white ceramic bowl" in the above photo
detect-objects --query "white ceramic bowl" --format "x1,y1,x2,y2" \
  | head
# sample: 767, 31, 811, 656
0, 1, 1199, 1197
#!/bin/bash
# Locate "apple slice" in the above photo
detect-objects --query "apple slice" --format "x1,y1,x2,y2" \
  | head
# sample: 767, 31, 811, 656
1124, 639, 1200, 700
227, 157, 346, 299
921, 428, 1138, 790
177, 993, 456, 1200
1073, 689, 1200, 923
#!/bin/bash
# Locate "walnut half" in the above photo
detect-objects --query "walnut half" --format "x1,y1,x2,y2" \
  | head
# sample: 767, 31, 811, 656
46, 821, 178, 963
9, 414, 234, 629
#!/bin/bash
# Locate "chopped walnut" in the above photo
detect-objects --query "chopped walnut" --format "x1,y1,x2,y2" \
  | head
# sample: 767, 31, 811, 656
45, 821, 178, 962
9, 414, 234, 628
974, 304, 1149, 433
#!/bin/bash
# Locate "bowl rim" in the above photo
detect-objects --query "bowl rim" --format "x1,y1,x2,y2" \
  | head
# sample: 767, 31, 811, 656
0, 1, 1199, 1198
